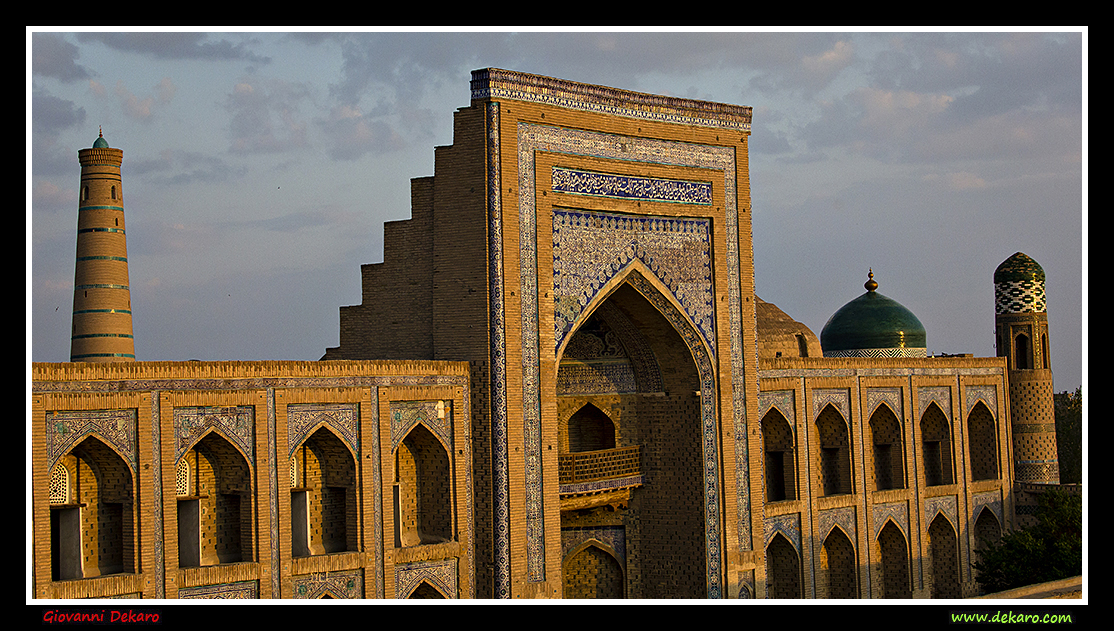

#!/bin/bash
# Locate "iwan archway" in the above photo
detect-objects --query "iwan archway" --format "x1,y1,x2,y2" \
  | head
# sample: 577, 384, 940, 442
555, 266, 719, 598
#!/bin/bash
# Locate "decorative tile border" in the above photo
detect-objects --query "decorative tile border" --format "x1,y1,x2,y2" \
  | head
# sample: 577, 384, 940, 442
470, 68, 752, 132
825, 347, 927, 358
758, 390, 795, 426
46, 408, 138, 473
396, 558, 458, 599
178, 580, 259, 599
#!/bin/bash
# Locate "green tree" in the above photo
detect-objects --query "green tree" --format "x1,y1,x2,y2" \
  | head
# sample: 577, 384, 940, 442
973, 489, 1082, 593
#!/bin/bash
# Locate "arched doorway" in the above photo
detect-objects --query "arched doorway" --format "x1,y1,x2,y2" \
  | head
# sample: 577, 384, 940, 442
290, 426, 358, 557
877, 520, 911, 598
556, 272, 715, 599
765, 533, 802, 599
50, 436, 135, 580
563, 543, 625, 599
928, 513, 960, 598
820, 527, 857, 598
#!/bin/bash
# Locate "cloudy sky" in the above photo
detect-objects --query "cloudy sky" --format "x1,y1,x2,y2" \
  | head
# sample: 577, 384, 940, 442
28, 29, 1086, 393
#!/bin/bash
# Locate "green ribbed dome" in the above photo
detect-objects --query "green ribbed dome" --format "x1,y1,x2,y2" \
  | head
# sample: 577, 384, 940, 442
821, 270, 926, 356
92, 128, 109, 148
994, 252, 1044, 283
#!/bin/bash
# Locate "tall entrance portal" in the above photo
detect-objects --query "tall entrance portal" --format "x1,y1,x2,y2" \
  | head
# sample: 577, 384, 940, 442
326, 69, 758, 598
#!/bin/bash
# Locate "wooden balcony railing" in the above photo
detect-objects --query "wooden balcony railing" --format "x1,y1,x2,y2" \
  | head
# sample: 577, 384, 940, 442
558, 445, 641, 493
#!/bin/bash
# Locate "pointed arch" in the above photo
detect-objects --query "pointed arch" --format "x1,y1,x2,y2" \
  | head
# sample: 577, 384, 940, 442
765, 532, 802, 599
407, 580, 449, 599
761, 407, 796, 502
557, 260, 716, 366
877, 519, 911, 599
816, 403, 852, 496
177, 430, 254, 566
973, 505, 1002, 550
566, 402, 616, 453
820, 526, 857, 599
869, 403, 905, 491
928, 513, 960, 598
555, 270, 719, 598
394, 422, 453, 547
921, 402, 954, 487
292, 425, 359, 556
563, 541, 626, 599
54, 435, 135, 579
967, 401, 998, 481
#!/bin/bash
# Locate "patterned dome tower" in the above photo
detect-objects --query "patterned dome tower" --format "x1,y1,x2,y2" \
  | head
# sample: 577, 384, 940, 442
70, 129, 135, 362
994, 252, 1057, 483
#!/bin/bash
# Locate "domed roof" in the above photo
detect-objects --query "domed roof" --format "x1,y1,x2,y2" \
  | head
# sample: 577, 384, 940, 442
820, 270, 926, 357
92, 128, 109, 148
994, 252, 1044, 283
755, 296, 822, 359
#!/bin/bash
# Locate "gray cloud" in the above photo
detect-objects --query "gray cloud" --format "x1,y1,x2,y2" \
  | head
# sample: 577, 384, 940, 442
32, 33, 93, 82
75, 32, 271, 64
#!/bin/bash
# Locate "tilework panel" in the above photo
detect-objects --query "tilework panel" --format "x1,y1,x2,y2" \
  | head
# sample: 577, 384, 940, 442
812, 389, 850, 422
759, 390, 795, 427
396, 558, 458, 599
287, 403, 359, 458
964, 385, 997, 419
293, 569, 364, 599
174, 406, 254, 465
552, 208, 715, 355
918, 387, 952, 424
873, 501, 909, 540
866, 388, 903, 421
151, 395, 165, 598
764, 513, 801, 552
562, 526, 627, 568
46, 408, 138, 473
552, 167, 713, 205
925, 495, 959, 532
972, 490, 1003, 527
995, 279, 1046, 314
390, 400, 452, 452
556, 359, 638, 395
818, 506, 856, 545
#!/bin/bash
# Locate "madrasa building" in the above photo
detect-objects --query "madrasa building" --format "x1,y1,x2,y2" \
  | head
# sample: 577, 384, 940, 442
31, 68, 1068, 600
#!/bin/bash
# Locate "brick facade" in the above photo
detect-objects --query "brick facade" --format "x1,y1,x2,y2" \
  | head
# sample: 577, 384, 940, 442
34, 69, 1069, 599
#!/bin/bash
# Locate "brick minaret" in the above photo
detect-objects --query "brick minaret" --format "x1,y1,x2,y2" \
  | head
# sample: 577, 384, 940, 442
994, 252, 1057, 483
70, 129, 135, 362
